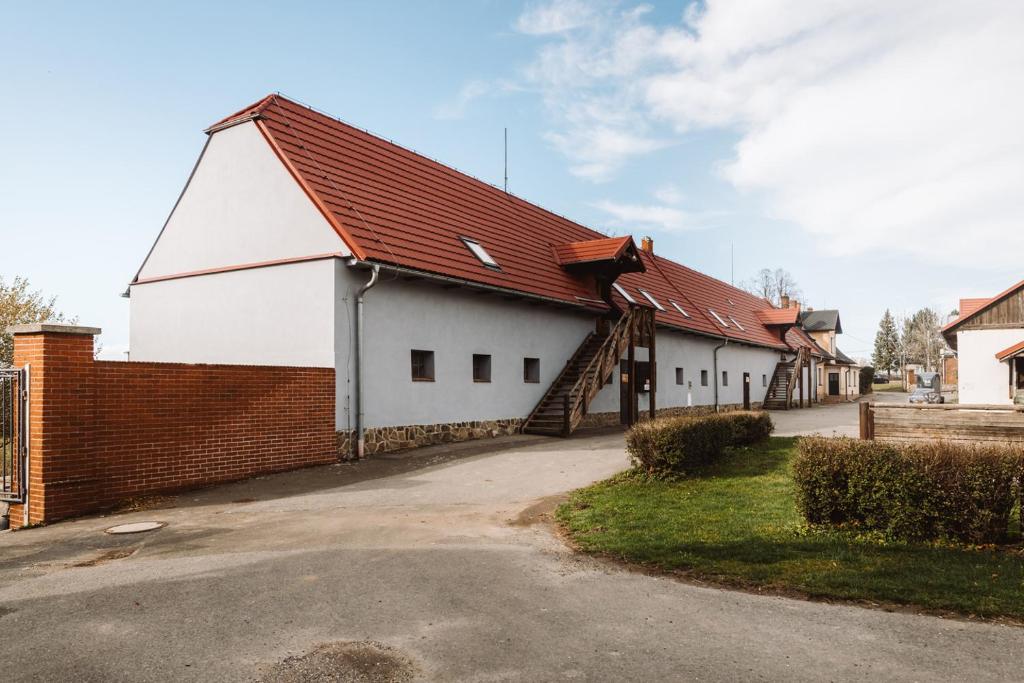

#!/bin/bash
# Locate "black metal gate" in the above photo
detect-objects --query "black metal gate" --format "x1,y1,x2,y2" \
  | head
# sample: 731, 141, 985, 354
0, 368, 28, 503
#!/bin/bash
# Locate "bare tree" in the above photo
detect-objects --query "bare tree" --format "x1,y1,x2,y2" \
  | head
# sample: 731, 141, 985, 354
0, 276, 72, 366
742, 268, 803, 307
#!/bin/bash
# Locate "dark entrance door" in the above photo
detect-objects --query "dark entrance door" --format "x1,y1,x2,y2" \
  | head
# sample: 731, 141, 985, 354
743, 372, 751, 410
619, 360, 631, 425
828, 372, 840, 396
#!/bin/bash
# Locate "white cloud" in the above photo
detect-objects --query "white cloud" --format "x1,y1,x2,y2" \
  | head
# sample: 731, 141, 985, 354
516, 0, 595, 35
593, 199, 706, 233
510, 0, 1024, 267
652, 183, 684, 205
433, 81, 491, 120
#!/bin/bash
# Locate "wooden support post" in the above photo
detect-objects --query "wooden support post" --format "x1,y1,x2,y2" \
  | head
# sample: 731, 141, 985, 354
562, 393, 571, 438
648, 310, 657, 421
627, 312, 636, 427
859, 401, 874, 440
799, 358, 804, 408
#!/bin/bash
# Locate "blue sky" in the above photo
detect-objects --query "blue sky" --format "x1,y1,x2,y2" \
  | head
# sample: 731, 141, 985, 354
3, 0, 1022, 360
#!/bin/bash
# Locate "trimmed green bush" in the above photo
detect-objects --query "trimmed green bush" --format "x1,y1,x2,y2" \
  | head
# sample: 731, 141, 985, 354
728, 411, 775, 446
794, 437, 1024, 543
626, 411, 774, 476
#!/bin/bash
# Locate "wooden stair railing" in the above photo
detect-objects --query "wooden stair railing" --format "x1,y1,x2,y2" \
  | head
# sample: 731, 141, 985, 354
785, 346, 809, 408
522, 307, 643, 436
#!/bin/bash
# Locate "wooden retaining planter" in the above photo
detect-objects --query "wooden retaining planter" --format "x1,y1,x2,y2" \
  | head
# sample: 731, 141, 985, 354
860, 402, 1024, 443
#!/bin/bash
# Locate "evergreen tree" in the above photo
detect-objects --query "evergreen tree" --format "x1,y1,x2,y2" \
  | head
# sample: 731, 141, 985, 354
872, 310, 899, 375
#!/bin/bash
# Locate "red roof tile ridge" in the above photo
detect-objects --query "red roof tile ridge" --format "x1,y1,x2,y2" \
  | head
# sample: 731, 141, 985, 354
206, 93, 277, 132
265, 93, 615, 243
995, 340, 1024, 361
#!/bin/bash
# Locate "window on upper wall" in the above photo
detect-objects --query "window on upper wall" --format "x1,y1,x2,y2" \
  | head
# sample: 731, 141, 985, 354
675, 368, 684, 385
762, 374, 768, 387
473, 354, 492, 382
708, 309, 730, 327
701, 370, 709, 386
669, 300, 691, 318
722, 371, 729, 386
638, 289, 665, 311
612, 282, 637, 304
461, 237, 501, 271
523, 357, 540, 383
411, 350, 435, 381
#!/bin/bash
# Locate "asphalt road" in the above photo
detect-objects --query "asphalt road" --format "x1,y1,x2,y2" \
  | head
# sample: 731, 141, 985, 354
0, 411, 1020, 682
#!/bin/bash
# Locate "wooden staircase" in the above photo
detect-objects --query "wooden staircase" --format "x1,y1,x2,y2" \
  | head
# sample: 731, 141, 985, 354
522, 307, 646, 436
763, 361, 796, 410
764, 347, 809, 410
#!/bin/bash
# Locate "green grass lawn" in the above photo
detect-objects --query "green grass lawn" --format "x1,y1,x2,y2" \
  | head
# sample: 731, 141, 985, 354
557, 437, 1024, 620
873, 381, 907, 392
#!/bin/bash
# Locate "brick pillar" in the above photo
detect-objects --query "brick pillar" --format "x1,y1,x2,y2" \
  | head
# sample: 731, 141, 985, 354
7, 323, 101, 528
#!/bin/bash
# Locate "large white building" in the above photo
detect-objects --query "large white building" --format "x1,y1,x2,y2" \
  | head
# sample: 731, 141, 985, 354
943, 280, 1024, 405
129, 94, 825, 456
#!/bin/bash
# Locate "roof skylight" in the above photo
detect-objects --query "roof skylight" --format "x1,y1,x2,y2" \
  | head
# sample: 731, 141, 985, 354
461, 237, 501, 271
708, 309, 730, 327
612, 283, 637, 304
669, 300, 691, 318
638, 289, 665, 311
728, 316, 745, 331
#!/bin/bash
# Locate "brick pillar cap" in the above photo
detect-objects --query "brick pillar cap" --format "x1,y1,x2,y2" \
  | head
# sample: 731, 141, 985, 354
7, 322, 101, 336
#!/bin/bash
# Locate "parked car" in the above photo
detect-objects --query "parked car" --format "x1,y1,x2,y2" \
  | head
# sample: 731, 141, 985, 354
908, 386, 944, 404
873, 374, 889, 384
910, 372, 943, 403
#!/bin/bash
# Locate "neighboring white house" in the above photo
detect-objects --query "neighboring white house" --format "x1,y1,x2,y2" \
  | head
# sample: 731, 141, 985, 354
942, 281, 1024, 405
128, 94, 824, 456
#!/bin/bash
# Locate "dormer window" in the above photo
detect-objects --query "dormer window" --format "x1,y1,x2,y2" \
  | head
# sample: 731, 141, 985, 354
638, 289, 665, 311
669, 300, 691, 318
612, 283, 637, 304
461, 237, 501, 271
708, 309, 730, 327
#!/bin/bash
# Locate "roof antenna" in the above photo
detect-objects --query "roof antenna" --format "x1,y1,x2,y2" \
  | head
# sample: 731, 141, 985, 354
504, 127, 509, 194
730, 242, 734, 286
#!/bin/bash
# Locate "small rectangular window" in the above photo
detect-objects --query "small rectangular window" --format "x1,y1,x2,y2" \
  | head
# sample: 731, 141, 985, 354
669, 300, 691, 318
461, 237, 501, 270
708, 309, 730, 327
473, 354, 492, 382
722, 371, 729, 386
675, 367, 684, 385
701, 370, 708, 386
411, 350, 434, 381
728, 316, 745, 331
523, 357, 540, 383
612, 282, 637, 304
762, 374, 767, 387
638, 289, 665, 311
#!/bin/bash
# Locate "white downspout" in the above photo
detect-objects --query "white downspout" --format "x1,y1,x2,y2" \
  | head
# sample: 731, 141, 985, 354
713, 338, 729, 412
354, 264, 380, 459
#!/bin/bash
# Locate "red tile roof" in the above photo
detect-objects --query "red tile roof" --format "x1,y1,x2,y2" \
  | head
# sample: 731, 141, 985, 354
554, 236, 635, 265
944, 279, 1024, 334
755, 308, 799, 326
204, 94, 797, 351
995, 340, 1024, 362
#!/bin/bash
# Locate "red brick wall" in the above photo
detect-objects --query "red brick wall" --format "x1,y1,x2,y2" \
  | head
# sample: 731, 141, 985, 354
9, 329, 335, 527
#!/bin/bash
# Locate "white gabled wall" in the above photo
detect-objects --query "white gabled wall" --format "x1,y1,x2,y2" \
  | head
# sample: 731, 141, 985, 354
334, 268, 596, 430
957, 328, 1020, 404
137, 121, 348, 281
130, 259, 336, 368
336, 265, 786, 430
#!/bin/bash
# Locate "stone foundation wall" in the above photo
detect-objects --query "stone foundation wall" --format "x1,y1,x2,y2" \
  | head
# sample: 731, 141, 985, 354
338, 418, 523, 457
578, 402, 763, 429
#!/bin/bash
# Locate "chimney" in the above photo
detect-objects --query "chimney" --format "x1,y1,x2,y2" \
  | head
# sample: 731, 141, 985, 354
780, 294, 790, 309
641, 236, 654, 254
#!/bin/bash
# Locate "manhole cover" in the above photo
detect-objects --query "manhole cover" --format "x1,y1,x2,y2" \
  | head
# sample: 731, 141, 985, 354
105, 521, 165, 535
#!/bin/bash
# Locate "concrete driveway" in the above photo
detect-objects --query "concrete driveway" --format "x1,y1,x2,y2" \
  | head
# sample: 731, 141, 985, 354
0, 427, 1020, 682
770, 391, 910, 437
